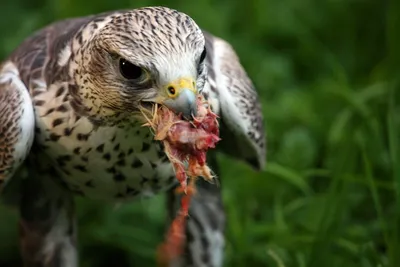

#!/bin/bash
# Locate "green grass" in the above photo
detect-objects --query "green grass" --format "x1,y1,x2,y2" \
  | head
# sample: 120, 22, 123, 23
0, 0, 399, 266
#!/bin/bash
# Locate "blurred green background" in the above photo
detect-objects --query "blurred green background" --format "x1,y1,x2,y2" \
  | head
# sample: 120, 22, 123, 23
1, 0, 399, 266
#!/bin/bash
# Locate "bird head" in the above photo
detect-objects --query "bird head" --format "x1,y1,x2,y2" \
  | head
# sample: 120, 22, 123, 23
68, 7, 207, 126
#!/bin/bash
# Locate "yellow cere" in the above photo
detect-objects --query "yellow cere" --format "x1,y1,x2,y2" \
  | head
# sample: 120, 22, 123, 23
165, 78, 197, 98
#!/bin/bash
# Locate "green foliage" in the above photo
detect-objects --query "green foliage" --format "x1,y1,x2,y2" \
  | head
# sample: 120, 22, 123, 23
0, 0, 399, 266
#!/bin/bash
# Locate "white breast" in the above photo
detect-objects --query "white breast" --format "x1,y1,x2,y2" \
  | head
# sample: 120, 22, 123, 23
34, 113, 177, 202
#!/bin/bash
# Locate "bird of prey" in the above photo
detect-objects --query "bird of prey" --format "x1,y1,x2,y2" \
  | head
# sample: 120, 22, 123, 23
0, 6, 266, 267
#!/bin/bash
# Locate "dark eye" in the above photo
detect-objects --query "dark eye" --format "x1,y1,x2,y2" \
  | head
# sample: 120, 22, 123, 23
119, 58, 143, 80
199, 47, 207, 64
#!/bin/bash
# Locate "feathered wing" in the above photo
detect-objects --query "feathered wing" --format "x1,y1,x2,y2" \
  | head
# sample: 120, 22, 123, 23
1, 17, 90, 267
202, 31, 266, 170
0, 16, 90, 195
0, 62, 35, 192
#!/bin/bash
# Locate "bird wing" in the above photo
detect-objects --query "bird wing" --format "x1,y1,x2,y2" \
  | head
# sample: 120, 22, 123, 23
0, 16, 95, 192
202, 31, 266, 170
0, 62, 35, 191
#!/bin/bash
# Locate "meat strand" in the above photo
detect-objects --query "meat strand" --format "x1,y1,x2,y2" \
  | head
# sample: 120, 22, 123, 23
141, 96, 220, 266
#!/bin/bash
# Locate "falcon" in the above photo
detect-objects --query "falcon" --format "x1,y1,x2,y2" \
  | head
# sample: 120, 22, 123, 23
0, 6, 266, 267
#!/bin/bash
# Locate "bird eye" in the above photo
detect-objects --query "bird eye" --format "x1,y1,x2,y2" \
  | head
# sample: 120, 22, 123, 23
119, 58, 143, 80
199, 47, 207, 64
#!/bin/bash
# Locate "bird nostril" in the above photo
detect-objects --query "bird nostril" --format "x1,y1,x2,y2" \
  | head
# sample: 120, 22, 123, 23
167, 86, 176, 95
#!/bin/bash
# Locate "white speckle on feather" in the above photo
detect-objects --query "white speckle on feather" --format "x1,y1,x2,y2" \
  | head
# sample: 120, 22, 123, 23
58, 45, 72, 67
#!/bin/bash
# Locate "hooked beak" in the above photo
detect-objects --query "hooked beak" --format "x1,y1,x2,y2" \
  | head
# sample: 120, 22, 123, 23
162, 78, 197, 119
